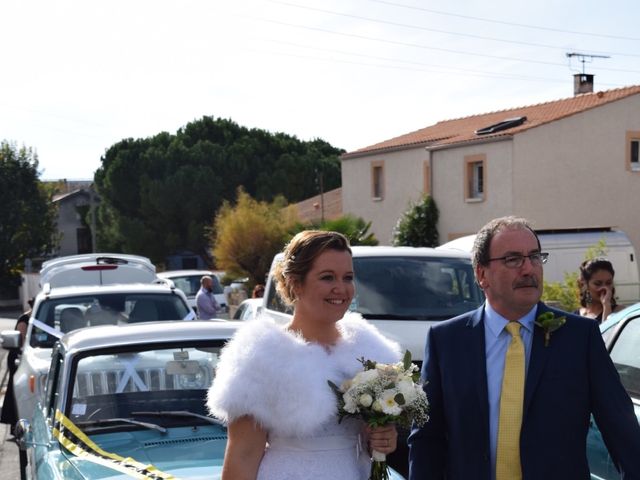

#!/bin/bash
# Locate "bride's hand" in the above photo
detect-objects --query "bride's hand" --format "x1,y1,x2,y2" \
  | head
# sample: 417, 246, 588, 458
365, 424, 398, 454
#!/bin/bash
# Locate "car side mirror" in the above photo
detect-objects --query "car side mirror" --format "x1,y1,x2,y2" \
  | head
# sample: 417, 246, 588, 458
0, 330, 22, 350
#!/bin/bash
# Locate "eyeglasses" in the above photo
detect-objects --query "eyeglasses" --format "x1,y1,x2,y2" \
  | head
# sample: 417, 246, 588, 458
488, 252, 549, 269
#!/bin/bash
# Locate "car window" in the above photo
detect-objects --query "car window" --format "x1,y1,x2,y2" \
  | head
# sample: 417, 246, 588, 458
609, 316, 640, 398
170, 275, 224, 296
351, 256, 484, 320
66, 342, 225, 430
31, 293, 191, 348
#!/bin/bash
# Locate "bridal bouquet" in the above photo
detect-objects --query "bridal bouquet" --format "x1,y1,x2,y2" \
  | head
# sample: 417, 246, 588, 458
328, 350, 429, 480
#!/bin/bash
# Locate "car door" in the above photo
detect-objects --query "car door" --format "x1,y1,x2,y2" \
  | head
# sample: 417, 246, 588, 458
587, 313, 640, 479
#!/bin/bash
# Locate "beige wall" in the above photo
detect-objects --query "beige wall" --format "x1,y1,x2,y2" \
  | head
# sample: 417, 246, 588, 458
431, 139, 514, 241
511, 95, 640, 259
342, 148, 429, 244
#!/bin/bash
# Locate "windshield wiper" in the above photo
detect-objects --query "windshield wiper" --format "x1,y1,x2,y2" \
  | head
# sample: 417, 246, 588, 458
76, 418, 167, 433
131, 410, 226, 427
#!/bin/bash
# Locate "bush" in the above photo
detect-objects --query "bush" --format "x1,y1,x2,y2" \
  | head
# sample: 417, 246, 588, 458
393, 195, 439, 247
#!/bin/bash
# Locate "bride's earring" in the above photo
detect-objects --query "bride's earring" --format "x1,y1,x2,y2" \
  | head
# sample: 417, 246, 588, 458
585, 291, 593, 304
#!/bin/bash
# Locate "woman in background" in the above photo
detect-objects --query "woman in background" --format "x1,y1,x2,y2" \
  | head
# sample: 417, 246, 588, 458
575, 258, 624, 323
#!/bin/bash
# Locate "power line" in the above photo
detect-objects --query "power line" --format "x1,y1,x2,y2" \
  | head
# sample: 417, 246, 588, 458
268, 0, 640, 58
370, 0, 640, 42
247, 16, 640, 75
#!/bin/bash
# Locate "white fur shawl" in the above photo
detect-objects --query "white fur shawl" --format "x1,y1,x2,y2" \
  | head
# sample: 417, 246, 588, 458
206, 312, 401, 437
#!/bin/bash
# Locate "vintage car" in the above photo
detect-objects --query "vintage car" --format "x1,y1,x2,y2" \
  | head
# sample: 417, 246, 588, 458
15, 321, 406, 479
586, 303, 640, 478
15, 321, 238, 479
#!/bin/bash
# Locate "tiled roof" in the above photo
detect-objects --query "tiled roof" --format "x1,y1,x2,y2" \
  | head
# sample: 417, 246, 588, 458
294, 187, 342, 223
342, 85, 640, 159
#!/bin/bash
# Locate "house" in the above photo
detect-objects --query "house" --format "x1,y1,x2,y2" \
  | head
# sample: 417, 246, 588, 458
52, 186, 98, 256
341, 82, 640, 266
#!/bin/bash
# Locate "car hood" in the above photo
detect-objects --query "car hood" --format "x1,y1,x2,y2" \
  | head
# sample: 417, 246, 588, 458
61, 427, 225, 479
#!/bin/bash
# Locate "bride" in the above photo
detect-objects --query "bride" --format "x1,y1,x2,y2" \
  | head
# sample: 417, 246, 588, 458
207, 230, 402, 479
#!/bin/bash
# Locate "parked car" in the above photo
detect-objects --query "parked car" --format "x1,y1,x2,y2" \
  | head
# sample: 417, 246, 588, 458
14, 320, 239, 479
231, 298, 262, 321
263, 246, 485, 367
587, 303, 640, 478
1, 255, 194, 424
157, 270, 228, 317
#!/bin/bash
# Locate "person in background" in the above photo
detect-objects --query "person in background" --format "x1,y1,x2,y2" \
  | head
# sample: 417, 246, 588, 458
408, 216, 640, 480
207, 230, 401, 479
196, 275, 220, 319
1, 298, 34, 434
252, 284, 265, 299
575, 258, 624, 323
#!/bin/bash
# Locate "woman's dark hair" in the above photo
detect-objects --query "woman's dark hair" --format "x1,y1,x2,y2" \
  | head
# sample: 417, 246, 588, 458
272, 230, 351, 306
578, 258, 617, 308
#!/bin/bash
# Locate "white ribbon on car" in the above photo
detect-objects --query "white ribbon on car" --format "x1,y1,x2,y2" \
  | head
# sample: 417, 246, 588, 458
115, 356, 149, 393
31, 318, 63, 339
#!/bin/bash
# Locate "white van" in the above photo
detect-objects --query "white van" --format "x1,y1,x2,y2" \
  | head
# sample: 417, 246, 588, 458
262, 246, 485, 366
439, 228, 640, 305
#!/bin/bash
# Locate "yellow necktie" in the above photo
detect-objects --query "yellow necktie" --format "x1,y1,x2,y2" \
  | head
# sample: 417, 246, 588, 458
496, 322, 525, 480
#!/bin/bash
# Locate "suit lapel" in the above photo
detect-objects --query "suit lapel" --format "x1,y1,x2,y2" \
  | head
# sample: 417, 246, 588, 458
466, 307, 490, 440
523, 303, 551, 416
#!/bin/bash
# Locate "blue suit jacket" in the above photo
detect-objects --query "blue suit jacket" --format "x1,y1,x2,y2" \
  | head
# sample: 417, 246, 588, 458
408, 302, 640, 479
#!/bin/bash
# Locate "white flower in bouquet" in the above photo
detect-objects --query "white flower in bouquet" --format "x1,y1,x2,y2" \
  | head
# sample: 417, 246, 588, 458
380, 389, 402, 416
359, 393, 373, 408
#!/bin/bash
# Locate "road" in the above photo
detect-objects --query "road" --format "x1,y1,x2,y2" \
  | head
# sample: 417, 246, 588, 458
0, 314, 25, 479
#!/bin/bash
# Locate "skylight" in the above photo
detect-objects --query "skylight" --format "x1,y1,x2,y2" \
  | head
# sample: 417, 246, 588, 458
475, 116, 527, 135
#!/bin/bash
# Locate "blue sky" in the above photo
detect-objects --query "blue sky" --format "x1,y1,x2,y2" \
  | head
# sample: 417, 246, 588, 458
1, 0, 639, 180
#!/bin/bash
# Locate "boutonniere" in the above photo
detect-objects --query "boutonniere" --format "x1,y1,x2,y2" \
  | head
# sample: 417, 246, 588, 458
535, 311, 566, 347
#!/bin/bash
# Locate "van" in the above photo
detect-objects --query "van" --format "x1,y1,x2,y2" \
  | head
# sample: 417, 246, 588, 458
439, 228, 640, 305
262, 246, 485, 365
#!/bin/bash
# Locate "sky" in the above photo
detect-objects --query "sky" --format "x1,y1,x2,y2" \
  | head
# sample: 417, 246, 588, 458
1, 0, 639, 180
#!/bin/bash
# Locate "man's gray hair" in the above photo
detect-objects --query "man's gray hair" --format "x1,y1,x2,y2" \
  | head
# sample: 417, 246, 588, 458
472, 216, 540, 270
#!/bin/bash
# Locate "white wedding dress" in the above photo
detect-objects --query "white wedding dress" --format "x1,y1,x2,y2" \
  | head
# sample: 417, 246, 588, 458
207, 313, 401, 479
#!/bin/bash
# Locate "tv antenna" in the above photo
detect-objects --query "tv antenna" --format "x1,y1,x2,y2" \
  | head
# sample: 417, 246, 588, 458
566, 52, 610, 74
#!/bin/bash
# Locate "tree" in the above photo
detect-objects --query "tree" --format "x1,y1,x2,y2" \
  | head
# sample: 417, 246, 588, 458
0, 141, 57, 292
392, 195, 440, 247
212, 189, 298, 286
94, 117, 343, 266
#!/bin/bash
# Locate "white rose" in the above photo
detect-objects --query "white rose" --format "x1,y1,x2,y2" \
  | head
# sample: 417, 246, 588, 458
358, 393, 373, 408
353, 369, 379, 385
372, 400, 383, 412
397, 380, 417, 404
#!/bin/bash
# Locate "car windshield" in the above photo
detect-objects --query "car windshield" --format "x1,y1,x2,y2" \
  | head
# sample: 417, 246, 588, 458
610, 316, 640, 397
351, 256, 484, 319
170, 275, 224, 296
31, 293, 192, 348
65, 342, 225, 433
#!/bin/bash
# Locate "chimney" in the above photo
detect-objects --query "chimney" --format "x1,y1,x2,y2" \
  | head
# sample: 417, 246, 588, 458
574, 73, 594, 95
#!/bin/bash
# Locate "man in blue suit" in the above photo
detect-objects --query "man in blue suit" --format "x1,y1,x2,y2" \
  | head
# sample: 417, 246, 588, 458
408, 216, 640, 479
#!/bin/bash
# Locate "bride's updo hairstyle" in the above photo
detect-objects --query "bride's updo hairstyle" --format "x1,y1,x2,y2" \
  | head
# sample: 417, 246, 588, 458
273, 230, 351, 306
